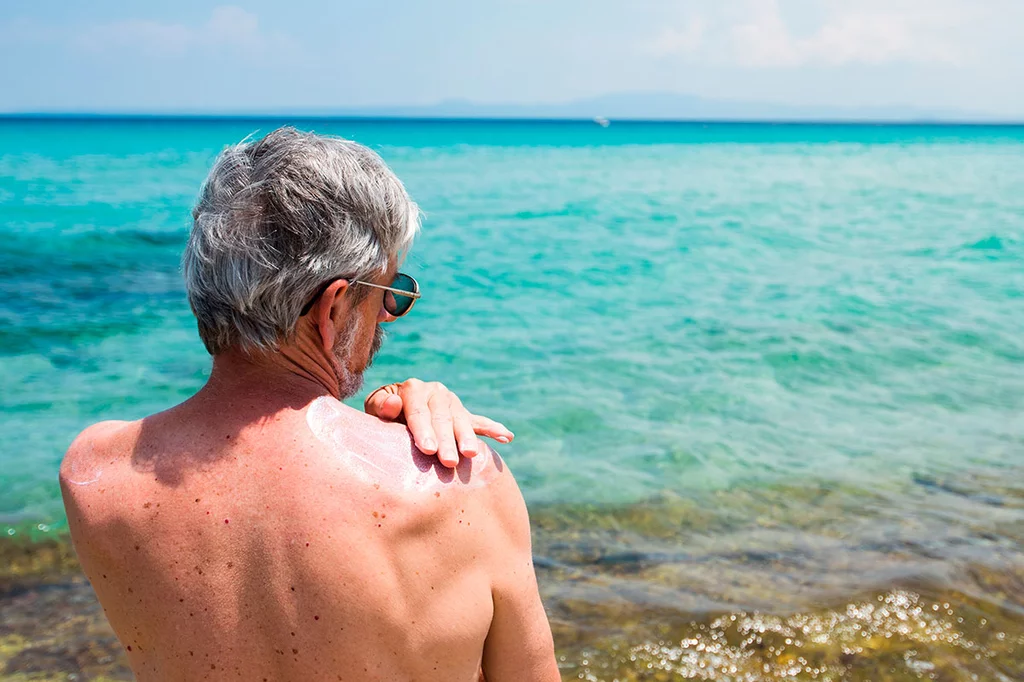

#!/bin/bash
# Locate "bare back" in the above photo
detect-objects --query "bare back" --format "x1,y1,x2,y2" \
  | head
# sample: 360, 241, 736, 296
60, 395, 556, 682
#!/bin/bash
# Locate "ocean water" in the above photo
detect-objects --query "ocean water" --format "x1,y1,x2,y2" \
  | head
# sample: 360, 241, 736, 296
1, 118, 1023, 679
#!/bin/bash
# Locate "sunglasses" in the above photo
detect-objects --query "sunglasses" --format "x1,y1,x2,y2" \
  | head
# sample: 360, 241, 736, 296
300, 272, 421, 318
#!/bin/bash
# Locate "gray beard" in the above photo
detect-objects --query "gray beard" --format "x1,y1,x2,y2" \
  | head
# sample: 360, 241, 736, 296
332, 320, 386, 399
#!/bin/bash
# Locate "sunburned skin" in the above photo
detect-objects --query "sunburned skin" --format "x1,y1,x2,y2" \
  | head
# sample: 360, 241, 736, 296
306, 395, 503, 491
62, 443, 103, 485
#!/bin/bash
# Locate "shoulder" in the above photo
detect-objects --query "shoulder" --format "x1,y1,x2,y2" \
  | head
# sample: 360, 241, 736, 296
437, 445, 532, 557
59, 420, 136, 488
304, 396, 529, 534
470, 446, 531, 545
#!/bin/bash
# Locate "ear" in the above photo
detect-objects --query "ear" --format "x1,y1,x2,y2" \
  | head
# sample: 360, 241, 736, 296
312, 279, 350, 355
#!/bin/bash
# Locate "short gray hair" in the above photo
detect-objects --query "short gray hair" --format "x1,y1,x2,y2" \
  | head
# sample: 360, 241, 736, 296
183, 127, 420, 355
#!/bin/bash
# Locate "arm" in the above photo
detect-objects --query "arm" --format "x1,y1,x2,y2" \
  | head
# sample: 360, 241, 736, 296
480, 472, 560, 682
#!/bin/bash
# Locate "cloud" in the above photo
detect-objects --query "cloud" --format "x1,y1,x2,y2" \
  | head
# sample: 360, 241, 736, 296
648, 0, 969, 68
648, 17, 707, 57
60, 6, 283, 56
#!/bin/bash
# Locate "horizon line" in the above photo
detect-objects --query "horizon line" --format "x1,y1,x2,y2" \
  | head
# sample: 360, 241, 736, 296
3, 112, 1024, 126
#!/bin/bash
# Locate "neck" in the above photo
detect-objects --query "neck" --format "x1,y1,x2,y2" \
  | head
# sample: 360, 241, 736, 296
199, 326, 344, 409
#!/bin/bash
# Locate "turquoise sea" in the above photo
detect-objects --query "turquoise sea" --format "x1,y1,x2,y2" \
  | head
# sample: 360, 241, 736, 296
1, 118, 1022, 680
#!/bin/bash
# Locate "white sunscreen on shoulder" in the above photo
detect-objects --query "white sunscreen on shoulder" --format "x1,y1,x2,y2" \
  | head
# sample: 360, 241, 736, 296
305, 396, 502, 491
64, 442, 103, 486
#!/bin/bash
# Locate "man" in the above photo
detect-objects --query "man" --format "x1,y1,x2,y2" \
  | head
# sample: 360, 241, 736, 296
59, 128, 560, 682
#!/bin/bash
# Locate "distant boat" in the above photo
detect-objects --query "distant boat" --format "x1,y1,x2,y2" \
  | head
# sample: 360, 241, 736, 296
593, 116, 610, 128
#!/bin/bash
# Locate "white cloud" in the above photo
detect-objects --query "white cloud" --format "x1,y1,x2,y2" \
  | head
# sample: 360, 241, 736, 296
648, 17, 707, 57
729, 0, 801, 66
648, 0, 970, 68
71, 6, 278, 56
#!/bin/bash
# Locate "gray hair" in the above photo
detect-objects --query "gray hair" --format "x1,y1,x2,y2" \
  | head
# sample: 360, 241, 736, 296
183, 127, 420, 355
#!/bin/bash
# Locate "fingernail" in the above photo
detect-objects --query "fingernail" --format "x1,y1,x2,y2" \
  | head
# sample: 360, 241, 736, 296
496, 436, 510, 444
422, 438, 436, 452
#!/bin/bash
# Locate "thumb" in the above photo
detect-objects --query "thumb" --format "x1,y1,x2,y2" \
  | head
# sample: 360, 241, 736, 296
365, 388, 404, 421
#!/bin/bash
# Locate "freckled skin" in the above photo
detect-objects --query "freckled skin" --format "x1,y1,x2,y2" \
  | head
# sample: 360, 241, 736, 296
59, 397, 557, 682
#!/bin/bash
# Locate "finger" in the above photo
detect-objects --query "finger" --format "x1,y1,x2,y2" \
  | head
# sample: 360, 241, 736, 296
470, 414, 515, 444
399, 381, 438, 455
449, 395, 480, 459
365, 386, 403, 421
378, 393, 403, 421
428, 391, 459, 468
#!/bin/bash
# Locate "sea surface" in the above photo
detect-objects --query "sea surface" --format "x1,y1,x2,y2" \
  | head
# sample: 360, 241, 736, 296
1, 118, 1022, 680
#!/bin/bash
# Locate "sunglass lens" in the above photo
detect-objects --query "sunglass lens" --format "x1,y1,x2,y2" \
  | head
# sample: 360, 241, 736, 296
386, 273, 417, 317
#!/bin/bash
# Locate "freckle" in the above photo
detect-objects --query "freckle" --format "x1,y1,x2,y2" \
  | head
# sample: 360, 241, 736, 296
381, 514, 386, 519
434, 492, 440, 497
189, 651, 194, 656
373, 483, 380, 490
292, 648, 299, 655
135, 545, 140, 550
306, 542, 310, 546
102, 574, 107, 579
143, 502, 151, 509
377, 524, 382, 527
227, 561, 233, 568
291, 632, 295, 636
211, 664, 216, 670
190, 612, 194, 617
179, 598, 184, 603
224, 519, 229, 524
206, 511, 210, 515
314, 615, 319, 620
195, 498, 200, 503
127, 587, 133, 593
127, 645, 132, 651
290, 586, 295, 591
372, 511, 379, 518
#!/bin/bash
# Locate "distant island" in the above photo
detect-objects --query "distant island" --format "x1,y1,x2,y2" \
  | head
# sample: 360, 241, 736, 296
3, 92, 1019, 124
312, 92, 1006, 123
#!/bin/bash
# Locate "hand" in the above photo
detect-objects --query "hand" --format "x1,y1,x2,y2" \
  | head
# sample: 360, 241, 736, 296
364, 379, 514, 468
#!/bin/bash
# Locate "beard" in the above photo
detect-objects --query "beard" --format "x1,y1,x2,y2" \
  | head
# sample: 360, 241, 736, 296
332, 318, 386, 399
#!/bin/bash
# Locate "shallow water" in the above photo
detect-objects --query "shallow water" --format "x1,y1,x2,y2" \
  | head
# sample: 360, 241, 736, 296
1, 118, 1022, 678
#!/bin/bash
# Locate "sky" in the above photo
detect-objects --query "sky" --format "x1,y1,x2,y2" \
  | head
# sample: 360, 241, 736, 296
1, 0, 1023, 117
